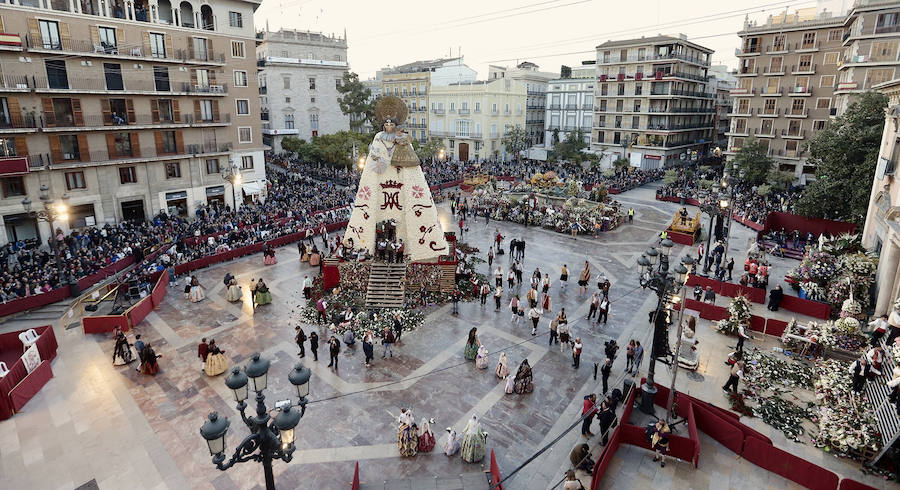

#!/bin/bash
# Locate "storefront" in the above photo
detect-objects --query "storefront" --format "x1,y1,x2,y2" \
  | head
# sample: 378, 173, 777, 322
165, 191, 188, 217
3, 212, 38, 244
120, 199, 145, 223
206, 185, 225, 208
68, 203, 96, 228
241, 181, 265, 204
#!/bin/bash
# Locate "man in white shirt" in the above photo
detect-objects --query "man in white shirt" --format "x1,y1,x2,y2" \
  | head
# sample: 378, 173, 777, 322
528, 306, 541, 336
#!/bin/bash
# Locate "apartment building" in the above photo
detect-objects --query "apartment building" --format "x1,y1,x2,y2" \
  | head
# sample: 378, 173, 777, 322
428, 78, 526, 161
488, 62, 556, 146
380, 58, 476, 143
257, 28, 349, 151
544, 64, 595, 148
727, 9, 844, 178
592, 35, 715, 169
708, 65, 737, 149
836, 0, 900, 114
0, 0, 264, 244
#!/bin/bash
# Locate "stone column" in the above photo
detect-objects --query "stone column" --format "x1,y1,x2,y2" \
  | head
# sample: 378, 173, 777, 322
876, 236, 900, 315
0, 216, 8, 247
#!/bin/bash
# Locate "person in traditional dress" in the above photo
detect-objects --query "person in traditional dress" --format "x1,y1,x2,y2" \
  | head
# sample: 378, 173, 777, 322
443, 428, 462, 456
342, 96, 448, 262
189, 276, 205, 302
183, 275, 192, 299
254, 279, 272, 307
112, 329, 136, 366
476, 344, 489, 369
263, 245, 277, 265
418, 418, 436, 453
396, 408, 418, 457
464, 327, 480, 361
225, 278, 242, 302
460, 415, 487, 463
495, 352, 510, 379
513, 359, 534, 394
204, 339, 228, 376
140, 343, 160, 375
362, 330, 375, 367
504, 374, 515, 394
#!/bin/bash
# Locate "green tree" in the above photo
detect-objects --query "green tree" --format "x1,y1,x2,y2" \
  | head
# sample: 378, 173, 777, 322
663, 169, 678, 185
310, 131, 370, 168
612, 157, 630, 173
552, 129, 587, 161
280, 136, 303, 154
336, 72, 375, 134
501, 125, 529, 161
552, 128, 560, 146
732, 138, 774, 185
768, 170, 795, 191
412, 138, 441, 162
795, 91, 888, 224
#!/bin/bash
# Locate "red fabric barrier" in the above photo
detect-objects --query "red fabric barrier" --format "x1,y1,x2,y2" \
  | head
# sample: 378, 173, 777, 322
687, 275, 721, 294
489, 450, 504, 490
608, 188, 621, 194
667, 230, 695, 245
765, 319, 789, 338
150, 270, 168, 308
0, 286, 70, 318
77, 256, 136, 290
839, 479, 878, 490
9, 360, 52, 412
760, 212, 856, 243
620, 424, 697, 463
700, 304, 729, 321
683, 298, 705, 312
687, 404, 700, 468
780, 295, 831, 320
742, 436, 839, 490
126, 296, 154, 328
691, 403, 744, 455
34, 325, 58, 362
590, 385, 637, 490
750, 315, 767, 334
0, 358, 26, 419
323, 264, 339, 290
83, 315, 129, 334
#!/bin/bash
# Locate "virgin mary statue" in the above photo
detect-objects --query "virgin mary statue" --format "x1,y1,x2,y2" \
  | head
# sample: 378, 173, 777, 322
343, 96, 448, 262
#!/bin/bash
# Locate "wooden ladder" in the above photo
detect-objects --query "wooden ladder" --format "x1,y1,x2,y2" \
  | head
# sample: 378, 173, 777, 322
364, 262, 407, 309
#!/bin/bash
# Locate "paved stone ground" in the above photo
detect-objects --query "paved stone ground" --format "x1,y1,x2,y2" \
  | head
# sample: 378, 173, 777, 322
0, 182, 890, 490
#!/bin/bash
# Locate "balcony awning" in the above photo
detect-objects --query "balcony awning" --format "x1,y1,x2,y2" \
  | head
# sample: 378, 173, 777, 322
0, 157, 29, 176
242, 181, 263, 196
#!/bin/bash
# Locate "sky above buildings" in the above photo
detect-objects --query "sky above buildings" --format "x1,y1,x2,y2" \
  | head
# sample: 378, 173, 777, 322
254, 0, 847, 79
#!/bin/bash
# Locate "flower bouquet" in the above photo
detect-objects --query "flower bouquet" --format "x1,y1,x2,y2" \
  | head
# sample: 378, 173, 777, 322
715, 295, 751, 335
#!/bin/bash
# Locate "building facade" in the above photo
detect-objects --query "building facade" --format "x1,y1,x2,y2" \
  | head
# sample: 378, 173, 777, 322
708, 65, 737, 150
862, 78, 900, 315
544, 64, 595, 148
256, 28, 349, 151
728, 9, 844, 179
488, 62, 556, 147
380, 58, 476, 143
592, 35, 715, 169
428, 78, 526, 162
836, 0, 900, 115
0, 0, 265, 245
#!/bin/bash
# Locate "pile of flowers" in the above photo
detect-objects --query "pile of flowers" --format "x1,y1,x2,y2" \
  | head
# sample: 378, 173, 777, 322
813, 359, 882, 457
786, 234, 878, 312
780, 319, 867, 354
742, 348, 815, 393
472, 188, 623, 236
299, 289, 426, 339
406, 263, 443, 292
337, 261, 370, 291
753, 397, 816, 442
715, 295, 751, 335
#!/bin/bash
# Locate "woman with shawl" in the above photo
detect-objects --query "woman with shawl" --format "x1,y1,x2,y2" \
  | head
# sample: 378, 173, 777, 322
263, 245, 277, 265
513, 359, 534, 394
464, 327, 479, 361
504, 374, 515, 394
396, 408, 418, 457
204, 339, 228, 376
495, 352, 510, 379
140, 343, 160, 375
476, 344, 489, 369
225, 278, 242, 302
112, 329, 136, 366
189, 276, 205, 302
254, 279, 272, 307
460, 415, 487, 463
418, 418, 436, 453
443, 428, 462, 456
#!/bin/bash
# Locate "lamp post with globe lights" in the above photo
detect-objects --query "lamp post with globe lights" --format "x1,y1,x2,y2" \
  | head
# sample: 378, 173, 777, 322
221, 162, 242, 211
22, 184, 69, 269
200, 354, 311, 490
665, 256, 694, 422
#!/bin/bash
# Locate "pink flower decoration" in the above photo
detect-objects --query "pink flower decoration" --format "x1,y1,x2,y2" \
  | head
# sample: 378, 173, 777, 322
357, 186, 371, 201
411, 185, 424, 199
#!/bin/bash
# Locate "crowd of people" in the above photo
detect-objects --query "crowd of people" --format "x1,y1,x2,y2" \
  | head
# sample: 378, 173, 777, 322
656, 178, 800, 226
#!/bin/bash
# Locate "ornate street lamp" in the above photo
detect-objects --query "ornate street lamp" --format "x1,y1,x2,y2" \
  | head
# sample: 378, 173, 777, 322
200, 354, 311, 490
22, 184, 69, 224
221, 162, 242, 210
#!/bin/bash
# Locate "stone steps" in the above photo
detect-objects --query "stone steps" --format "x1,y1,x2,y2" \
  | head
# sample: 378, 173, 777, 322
365, 262, 407, 309
357, 471, 491, 490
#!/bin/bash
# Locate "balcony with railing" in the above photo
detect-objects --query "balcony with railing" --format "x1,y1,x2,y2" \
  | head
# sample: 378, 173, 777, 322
431, 108, 445, 114
0, 114, 40, 132
43, 112, 230, 130
768, 148, 802, 159
459, 108, 470, 115
760, 87, 783, 96
548, 104, 562, 110
794, 41, 822, 51
791, 63, 817, 74
788, 86, 812, 96
646, 122, 715, 131
565, 104, 578, 110
738, 66, 759, 76
785, 108, 809, 117
25, 36, 225, 64
874, 23, 900, 35
29, 76, 228, 95
759, 107, 782, 117
600, 52, 710, 66
781, 128, 806, 139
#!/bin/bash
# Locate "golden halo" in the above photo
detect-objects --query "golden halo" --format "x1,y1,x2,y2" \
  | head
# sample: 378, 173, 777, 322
375, 96, 408, 125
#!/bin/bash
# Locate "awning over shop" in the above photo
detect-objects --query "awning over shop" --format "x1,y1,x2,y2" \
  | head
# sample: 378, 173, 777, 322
241, 181, 262, 196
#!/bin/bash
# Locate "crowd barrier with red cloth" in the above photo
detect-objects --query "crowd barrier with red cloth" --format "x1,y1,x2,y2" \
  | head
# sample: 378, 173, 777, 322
666, 230, 695, 246
686, 276, 765, 304
700, 304, 730, 321
743, 436, 839, 490
690, 402, 744, 454
82, 271, 168, 334
763, 319, 789, 338
780, 294, 831, 320
758, 212, 857, 242
589, 384, 636, 490
489, 449, 504, 490
0, 325, 58, 420
678, 299, 799, 340
351, 461, 360, 490
0, 286, 71, 318
655, 195, 766, 231
430, 179, 462, 191
839, 479, 879, 490
76, 256, 136, 291
608, 188, 621, 194
82, 315, 130, 334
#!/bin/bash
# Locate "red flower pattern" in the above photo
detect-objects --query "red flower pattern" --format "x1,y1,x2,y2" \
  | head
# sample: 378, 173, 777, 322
411, 185, 424, 199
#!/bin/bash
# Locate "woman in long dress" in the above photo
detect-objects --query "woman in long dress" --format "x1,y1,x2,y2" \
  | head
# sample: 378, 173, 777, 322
254, 279, 272, 307
504, 375, 515, 394
225, 278, 242, 302
460, 415, 487, 463
418, 418, 436, 453
464, 327, 480, 361
189, 276, 205, 302
204, 340, 228, 376
475, 344, 489, 369
513, 359, 534, 394
396, 408, 418, 457
263, 246, 278, 265
443, 428, 462, 456
140, 344, 160, 375
495, 352, 510, 379
112, 329, 136, 366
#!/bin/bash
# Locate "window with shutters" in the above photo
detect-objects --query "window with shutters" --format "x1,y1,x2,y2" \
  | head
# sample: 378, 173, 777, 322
45, 60, 68, 89
865, 68, 894, 88
106, 98, 129, 125
231, 41, 245, 58
113, 132, 133, 157
160, 130, 176, 153
820, 74, 835, 88
65, 171, 85, 190
192, 37, 209, 61
229, 11, 243, 27
769, 56, 783, 73
154, 66, 170, 91
871, 41, 899, 62
284, 114, 294, 129
199, 100, 213, 121
119, 166, 137, 184
233, 70, 247, 87
52, 98, 75, 127
157, 99, 174, 122
823, 52, 839, 65
39, 20, 61, 50
801, 32, 816, 49
1, 177, 25, 197
238, 127, 252, 143
828, 29, 842, 42
816, 97, 831, 110
165, 162, 181, 179
98, 26, 117, 51
195, 69, 210, 88
283, 76, 290, 89
797, 54, 812, 71
60, 135, 80, 160
236, 99, 249, 115
205, 158, 220, 174
150, 33, 165, 58
309, 77, 316, 90
790, 99, 806, 115
241, 156, 253, 169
